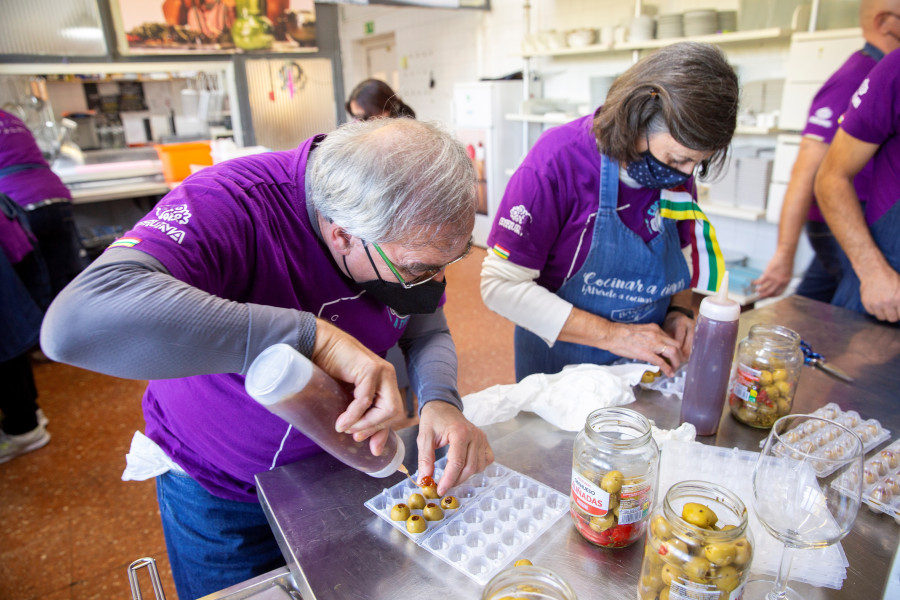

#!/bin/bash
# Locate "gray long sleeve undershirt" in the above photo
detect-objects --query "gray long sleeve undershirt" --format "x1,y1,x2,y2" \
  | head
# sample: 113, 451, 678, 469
41, 248, 462, 412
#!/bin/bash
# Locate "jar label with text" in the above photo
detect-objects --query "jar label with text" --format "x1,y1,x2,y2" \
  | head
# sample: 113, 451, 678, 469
617, 481, 651, 525
571, 470, 610, 516
730, 362, 761, 403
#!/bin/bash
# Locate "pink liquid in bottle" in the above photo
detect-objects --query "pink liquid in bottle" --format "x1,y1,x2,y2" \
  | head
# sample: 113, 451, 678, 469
680, 273, 740, 436
245, 344, 404, 476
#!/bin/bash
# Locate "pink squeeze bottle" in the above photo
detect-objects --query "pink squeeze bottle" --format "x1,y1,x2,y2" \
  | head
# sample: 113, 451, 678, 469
244, 344, 404, 476
679, 272, 740, 436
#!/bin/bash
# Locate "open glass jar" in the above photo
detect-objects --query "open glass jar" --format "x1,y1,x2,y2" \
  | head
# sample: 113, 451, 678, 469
727, 324, 803, 429
570, 407, 659, 548
638, 481, 754, 600
481, 565, 577, 600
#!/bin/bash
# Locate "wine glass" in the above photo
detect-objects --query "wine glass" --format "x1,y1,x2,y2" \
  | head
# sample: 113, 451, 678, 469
745, 414, 864, 600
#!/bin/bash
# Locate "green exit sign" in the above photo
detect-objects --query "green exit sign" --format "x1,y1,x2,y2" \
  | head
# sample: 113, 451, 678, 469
364, 21, 375, 35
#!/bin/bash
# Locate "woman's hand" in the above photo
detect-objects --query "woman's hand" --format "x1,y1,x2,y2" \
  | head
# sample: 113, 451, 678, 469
663, 310, 694, 359
311, 318, 405, 456
415, 401, 494, 497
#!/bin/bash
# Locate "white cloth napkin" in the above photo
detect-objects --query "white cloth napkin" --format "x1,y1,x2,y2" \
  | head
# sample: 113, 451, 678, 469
462, 362, 653, 431
121, 430, 185, 481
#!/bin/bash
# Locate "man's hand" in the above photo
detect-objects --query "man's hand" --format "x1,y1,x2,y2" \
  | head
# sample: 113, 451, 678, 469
859, 266, 900, 323
415, 401, 493, 496
754, 251, 794, 299
311, 319, 405, 457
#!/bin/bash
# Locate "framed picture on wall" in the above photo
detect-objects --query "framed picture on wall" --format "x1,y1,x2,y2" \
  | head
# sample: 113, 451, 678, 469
111, 0, 318, 55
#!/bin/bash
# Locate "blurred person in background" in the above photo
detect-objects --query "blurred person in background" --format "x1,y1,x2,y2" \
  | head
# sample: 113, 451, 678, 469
346, 78, 416, 121
481, 42, 739, 381
816, 47, 900, 323
0, 108, 86, 301
0, 193, 51, 462
754, 0, 900, 300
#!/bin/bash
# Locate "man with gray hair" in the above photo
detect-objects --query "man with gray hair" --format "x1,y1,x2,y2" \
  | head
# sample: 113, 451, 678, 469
41, 118, 493, 599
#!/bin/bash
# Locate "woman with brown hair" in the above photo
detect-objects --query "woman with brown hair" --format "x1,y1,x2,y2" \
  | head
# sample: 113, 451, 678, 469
345, 79, 416, 121
481, 41, 739, 381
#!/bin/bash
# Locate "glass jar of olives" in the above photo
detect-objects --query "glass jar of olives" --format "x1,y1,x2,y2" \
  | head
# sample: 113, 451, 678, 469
570, 407, 658, 548
481, 565, 577, 600
638, 481, 754, 600
727, 324, 804, 429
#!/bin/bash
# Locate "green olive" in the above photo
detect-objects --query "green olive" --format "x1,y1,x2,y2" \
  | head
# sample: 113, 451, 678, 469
713, 564, 741, 592
659, 588, 671, 600
658, 538, 690, 563
600, 470, 624, 494
759, 370, 774, 385
514, 558, 533, 567
682, 502, 718, 529
589, 513, 615, 532
440, 495, 460, 509
406, 514, 427, 533
732, 538, 752, 567
650, 515, 672, 539
641, 569, 664, 591
408, 493, 426, 510
775, 380, 792, 397
683, 556, 711, 582
390, 503, 410, 521
607, 494, 620, 511
422, 484, 439, 499
422, 502, 444, 521
704, 542, 736, 566
660, 563, 684, 586
773, 368, 787, 381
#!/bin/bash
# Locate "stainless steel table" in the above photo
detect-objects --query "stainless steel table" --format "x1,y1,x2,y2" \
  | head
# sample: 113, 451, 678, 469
256, 296, 900, 599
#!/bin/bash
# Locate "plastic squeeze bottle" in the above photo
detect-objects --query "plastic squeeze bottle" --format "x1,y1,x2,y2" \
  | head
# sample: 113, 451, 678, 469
244, 343, 405, 477
679, 272, 741, 436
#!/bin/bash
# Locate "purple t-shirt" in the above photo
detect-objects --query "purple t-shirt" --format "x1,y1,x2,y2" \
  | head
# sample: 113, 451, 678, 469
487, 114, 692, 292
802, 49, 876, 222
839, 49, 900, 226
119, 135, 413, 502
0, 110, 71, 207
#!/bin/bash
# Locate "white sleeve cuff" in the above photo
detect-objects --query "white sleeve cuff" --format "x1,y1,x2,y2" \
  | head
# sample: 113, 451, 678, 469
479, 251, 573, 347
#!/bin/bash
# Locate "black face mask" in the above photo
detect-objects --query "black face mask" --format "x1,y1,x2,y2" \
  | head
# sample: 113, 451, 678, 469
343, 250, 446, 315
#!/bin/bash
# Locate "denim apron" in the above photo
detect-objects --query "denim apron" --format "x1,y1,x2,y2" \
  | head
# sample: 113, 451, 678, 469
514, 154, 691, 381
831, 199, 900, 327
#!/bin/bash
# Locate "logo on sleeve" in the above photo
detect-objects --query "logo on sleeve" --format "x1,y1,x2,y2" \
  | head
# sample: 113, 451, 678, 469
808, 106, 834, 128
498, 205, 532, 237
851, 77, 870, 109
135, 204, 192, 244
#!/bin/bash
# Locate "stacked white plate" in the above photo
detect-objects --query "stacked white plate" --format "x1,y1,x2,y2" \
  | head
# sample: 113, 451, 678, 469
628, 15, 656, 42
657, 13, 684, 39
718, 10, 738, 32
683, 9, 719, 36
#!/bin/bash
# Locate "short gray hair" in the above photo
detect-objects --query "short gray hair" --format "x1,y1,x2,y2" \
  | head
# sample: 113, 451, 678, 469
306, 119, 476, 249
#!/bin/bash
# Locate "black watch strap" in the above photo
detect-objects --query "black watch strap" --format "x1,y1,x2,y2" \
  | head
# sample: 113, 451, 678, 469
666, 305, 694, 319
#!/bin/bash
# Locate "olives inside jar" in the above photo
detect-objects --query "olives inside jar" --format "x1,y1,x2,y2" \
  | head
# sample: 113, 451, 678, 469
638, 481, 754, 600
570, 407, 659, 548
727, 324, 803, 429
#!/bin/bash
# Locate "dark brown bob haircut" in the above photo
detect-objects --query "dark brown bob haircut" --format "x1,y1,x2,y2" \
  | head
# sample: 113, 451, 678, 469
592, 41, 739, 179
345, 79, 416, 120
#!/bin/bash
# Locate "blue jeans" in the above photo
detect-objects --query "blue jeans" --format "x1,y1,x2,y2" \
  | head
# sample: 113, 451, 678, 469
156, 471, 285, 600
795, 220, 846, 303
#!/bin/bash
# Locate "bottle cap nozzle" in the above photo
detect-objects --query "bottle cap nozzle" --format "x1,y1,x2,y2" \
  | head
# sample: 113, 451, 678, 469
716, 271, 730, 302
698, 270, 740, 321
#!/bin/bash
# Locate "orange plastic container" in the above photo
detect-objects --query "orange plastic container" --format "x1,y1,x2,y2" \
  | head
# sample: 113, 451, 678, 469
154, 141, 213, 184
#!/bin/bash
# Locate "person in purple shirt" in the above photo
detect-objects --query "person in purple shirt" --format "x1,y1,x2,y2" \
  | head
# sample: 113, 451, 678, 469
755, 0, 900, 300
817, 45, 900, 323
41, 119, 493, 598
481, 42, 739, 381
0, 109, 86, 298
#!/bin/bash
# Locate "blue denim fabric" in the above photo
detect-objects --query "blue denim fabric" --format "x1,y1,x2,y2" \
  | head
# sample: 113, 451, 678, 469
155, 470, 285, 600
795, 220, 847, 303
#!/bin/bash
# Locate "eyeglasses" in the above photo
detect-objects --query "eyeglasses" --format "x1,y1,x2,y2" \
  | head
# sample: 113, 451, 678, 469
370, 240, 471, 288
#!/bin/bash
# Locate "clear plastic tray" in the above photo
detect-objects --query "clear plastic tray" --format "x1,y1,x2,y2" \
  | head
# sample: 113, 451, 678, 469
832, 438, 900, 524
364, 457, 569, 585
758, 402, 890, 478
612, 358, 686, 397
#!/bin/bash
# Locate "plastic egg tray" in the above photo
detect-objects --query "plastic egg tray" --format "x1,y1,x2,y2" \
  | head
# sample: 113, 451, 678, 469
758, 402, 890, 478
612, 358, 686, 397
832, 439, 900, 524
364, 456, 569, 585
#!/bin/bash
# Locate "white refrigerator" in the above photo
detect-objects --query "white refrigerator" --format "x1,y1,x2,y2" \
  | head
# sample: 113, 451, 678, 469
452, 80, 524, 248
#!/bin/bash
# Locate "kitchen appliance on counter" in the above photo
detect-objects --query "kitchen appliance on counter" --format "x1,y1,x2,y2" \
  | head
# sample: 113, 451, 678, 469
64, 112, 100, 150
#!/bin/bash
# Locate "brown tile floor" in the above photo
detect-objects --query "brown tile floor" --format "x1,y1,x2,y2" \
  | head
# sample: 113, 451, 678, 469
0, 247, 516, 600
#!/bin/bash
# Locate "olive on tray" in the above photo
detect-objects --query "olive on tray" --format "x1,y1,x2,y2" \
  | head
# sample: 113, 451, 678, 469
390, 503, 411, 521
406, 514, 427, 533
423, 502, 444, 521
